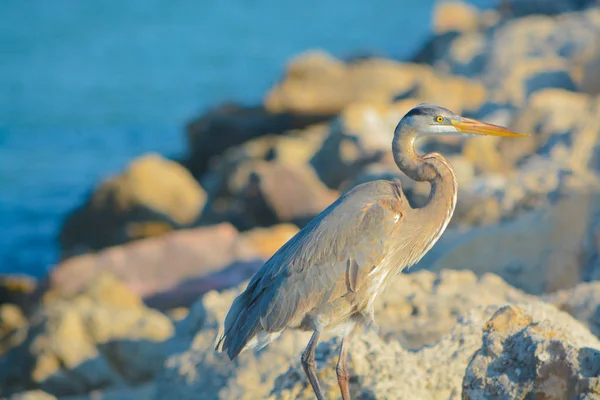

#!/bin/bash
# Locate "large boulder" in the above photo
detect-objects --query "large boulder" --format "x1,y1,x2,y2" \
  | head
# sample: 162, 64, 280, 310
0, 274, 37, 310
153, 269, 543, 399
239, 224, 300, 260
0, 274, 173, 397
154, 285, 313, 400
8, 391, 57, 400
59, 154, 207, 258
271, 302, 599, 399
310, 100, 418, 189
46, 223, 262, 310
185, 104, 330, 177
197, 124, 330, 227
265, 51, 486, 117
368, 269, 536, 349
462, 305, 600, 399
419, 193, 600, 295
544, 281, 600, 338
577, 46, 600, 95
429, 6, 600, 107
512, 89, 600, 175
433, 1, 480, 35
0, 304, 27, 355
230, 161, 339, 229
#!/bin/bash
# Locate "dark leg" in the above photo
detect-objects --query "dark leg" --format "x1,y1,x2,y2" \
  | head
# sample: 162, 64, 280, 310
336, 328, 356, 400
301, 330, 324, 400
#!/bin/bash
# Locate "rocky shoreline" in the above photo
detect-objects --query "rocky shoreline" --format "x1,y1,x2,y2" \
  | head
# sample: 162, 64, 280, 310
3, 1, 600, 399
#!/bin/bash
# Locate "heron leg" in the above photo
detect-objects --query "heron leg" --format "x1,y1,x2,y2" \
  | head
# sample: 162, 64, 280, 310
336, 327, 356, 400
301, 330, 324, 400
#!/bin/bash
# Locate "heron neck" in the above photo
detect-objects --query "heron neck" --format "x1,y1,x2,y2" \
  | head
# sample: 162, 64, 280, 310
392, 127, 458, 212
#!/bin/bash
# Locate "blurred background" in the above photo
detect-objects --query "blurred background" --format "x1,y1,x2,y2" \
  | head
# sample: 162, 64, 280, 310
1, 0, 440, 277
3, 0, 600, 399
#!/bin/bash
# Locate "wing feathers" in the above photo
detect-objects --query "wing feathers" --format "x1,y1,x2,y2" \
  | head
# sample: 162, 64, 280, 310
217, 181, 407, 359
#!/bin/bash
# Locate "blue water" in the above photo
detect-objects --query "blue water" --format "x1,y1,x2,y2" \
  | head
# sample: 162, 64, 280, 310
0, 0, 495, 277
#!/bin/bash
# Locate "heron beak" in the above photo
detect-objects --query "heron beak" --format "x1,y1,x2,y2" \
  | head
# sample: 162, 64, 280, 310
450, 117, 528, 137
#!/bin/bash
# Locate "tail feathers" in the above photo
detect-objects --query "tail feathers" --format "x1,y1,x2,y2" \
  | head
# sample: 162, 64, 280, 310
216, 290, 263, 360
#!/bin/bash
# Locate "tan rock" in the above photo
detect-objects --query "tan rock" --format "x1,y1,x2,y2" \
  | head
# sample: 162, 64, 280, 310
265, 51, 485, 116
311, 100, 420, 189
234, 161, 339, 228
543, 281, 600, 338
155, 285, 313, 400
199, 123, 329, 221
443, 32, 487, 75
577, 45, 600, 95
0, 275, 37, 310
154, 269, 550, 399
0, 304, 27, 355
240, 224, 300, 260
433, 1, 480, 34
463, 305, 600, 399
46, 223, 260, 308
265, 51, 351, 115
513, 89, 589, 140
59, 153, 207, 257
375, 270, 536, 349
269, 301, 597, 400
0, 304, 26, 335
0, 273, 173, 397
421, 193, 600, 294
489, 58, 575, 106
185, 103, 330, 177
8, 390, 57, 400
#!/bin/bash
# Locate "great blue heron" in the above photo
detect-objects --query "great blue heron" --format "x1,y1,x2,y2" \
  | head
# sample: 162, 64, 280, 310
216, 104, 526, 399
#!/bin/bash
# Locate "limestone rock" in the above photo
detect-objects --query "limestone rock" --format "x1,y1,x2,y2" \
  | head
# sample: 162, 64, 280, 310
153, 269, 550, 399
185, 103, 330, 177
374, 269, 536, 349
431, 7, 600, 103
513, 89, 600, 178
462, 305, 600, 399
239, 224, 300, 260
544, 281, 600, 338
0, 274, 37, 310
46, 223, 261, 310
433, 1, 480, 34
488, 57, 576, 107
265, 51, 485, 117
310, 100, 417, 189
419, 193, 600, 295
232, 161, 339, 229
0, 304, 27, 355
270, 301, 593, 400
0, 273, 173, 397
59, 154, 207, 257
8, 390, 57, 400
198, 124, 329, 226
154, 286, 312, 400
578, 45, 600, 95
438, 32, 488, 77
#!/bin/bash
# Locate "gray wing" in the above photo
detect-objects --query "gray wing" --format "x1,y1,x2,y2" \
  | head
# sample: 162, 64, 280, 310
218, 180, 406, 359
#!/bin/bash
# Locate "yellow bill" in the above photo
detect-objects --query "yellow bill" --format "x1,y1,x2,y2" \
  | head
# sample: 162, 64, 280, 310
451, 117, 528, 137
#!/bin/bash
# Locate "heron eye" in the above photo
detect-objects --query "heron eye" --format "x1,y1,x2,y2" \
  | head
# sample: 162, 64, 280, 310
435, 116, 444, 123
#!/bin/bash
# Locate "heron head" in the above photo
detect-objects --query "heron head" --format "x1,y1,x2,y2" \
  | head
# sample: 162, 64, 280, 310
398, 104, 527, 138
